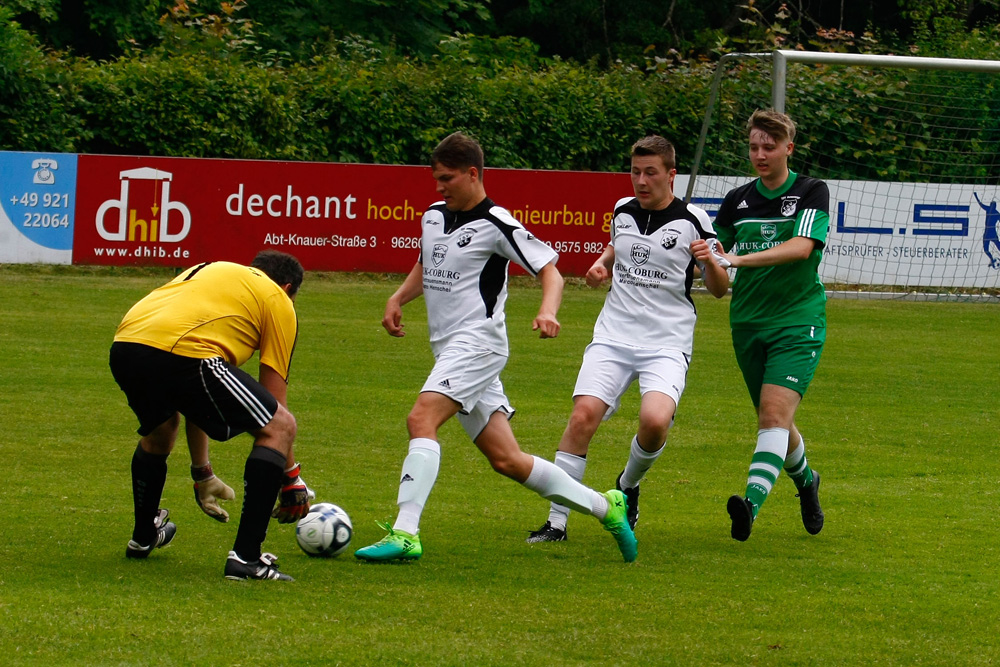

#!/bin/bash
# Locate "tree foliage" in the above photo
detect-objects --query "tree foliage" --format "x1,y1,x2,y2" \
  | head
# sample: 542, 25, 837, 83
1, 0, 998, 181
5, 1, 999, 63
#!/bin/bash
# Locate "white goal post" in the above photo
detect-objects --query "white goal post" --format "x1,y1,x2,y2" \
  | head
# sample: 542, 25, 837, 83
687, 50, 1000, 298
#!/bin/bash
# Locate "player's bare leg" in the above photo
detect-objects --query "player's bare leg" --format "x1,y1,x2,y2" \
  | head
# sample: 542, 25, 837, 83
529, 395, 607, 542
478, 412, 637, 562
617, 391, 674, 530
355, 392, 457, 562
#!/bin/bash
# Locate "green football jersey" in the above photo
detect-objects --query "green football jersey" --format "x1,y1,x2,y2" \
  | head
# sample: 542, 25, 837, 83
715, 172, 829, 329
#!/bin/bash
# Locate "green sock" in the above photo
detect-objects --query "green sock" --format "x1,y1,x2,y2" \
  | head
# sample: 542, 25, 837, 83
744, 428, 788, 517
784, 440, 815, 490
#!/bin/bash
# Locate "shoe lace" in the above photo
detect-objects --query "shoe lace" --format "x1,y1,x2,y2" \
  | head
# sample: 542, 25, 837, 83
374, 520, 401, 544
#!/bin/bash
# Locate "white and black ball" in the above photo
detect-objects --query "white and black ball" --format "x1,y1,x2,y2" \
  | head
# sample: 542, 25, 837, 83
295, 503, 353, 557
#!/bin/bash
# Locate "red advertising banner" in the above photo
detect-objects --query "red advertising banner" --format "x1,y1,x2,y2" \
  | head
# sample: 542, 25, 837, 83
72, 154, 631, 275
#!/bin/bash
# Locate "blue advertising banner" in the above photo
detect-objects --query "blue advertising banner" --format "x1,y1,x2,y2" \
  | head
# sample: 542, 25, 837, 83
0, 151, 78, 264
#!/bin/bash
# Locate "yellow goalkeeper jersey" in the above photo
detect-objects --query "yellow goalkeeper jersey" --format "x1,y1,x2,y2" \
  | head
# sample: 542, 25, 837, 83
114, 261, 298, 379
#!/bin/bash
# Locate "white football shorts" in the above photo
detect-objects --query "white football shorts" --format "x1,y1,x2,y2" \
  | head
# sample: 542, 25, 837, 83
421, 342, 514, 440
573, 340, 690, 420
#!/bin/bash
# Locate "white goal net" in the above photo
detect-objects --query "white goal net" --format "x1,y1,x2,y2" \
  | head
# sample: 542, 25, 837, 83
685, 51, 1000, 298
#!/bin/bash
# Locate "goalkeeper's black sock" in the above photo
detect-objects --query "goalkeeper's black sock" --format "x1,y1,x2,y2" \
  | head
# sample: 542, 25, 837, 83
232, 445, 285, 562
131, 442, 168, 545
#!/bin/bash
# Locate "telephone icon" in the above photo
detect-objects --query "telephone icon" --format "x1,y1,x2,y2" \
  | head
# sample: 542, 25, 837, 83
32, 159, 58, 184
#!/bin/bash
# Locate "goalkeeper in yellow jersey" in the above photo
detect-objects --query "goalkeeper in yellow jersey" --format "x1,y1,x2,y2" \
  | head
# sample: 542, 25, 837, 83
110, 250, 309, 580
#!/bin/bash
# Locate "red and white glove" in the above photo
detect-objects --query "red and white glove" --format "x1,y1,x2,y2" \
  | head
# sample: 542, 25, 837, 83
272, 462, 312, 523
192, 463, 236, 523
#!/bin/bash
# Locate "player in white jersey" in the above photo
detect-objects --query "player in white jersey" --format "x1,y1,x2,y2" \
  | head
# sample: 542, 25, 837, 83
354, 131, 638, 563
527, 135, 730, 543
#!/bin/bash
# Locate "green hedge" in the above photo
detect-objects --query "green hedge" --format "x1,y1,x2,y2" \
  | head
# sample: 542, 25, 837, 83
0, 24, 714, 171
2, 15, 997, 182
0, 8, 85, 152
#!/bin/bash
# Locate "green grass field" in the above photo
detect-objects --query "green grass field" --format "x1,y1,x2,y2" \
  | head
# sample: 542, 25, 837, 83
1, 265, 997, 666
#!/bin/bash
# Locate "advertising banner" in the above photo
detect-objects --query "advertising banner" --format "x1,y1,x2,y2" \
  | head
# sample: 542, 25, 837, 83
2, 150, 997, 287
0, 152, 77, 264
71, 154, 628, 275
688, 176, 1000, 289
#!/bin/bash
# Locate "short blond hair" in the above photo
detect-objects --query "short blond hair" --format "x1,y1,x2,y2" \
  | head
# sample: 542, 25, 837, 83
747, 109, 796, 143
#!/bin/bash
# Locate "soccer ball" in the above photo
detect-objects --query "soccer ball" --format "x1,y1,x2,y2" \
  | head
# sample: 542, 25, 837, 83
295, 503, 353, 557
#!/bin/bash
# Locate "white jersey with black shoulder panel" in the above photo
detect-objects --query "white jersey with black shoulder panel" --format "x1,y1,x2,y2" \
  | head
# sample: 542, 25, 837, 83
419, 197, 558, 356
592, 196, 716, 354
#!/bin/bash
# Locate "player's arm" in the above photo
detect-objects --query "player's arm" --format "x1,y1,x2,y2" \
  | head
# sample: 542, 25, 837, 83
532, 261, 563, 339
690, 239, 731, 298
383, 261, 424, 337
259, 362, 289, 407
187, 420, 236, 522
586, 244, 615, 287
721, 236, 817, 268
187, 420, 211, 469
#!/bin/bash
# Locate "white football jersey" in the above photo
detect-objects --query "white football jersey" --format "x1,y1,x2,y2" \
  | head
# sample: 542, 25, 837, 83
592, 196, 717, 354
419, 197, 558, 356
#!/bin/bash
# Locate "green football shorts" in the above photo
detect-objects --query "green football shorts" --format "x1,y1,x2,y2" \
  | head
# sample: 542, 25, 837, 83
731, 325, 826, 406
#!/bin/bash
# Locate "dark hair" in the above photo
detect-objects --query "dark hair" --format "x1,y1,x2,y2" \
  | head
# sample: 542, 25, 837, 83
747, 109, 797, 143
251, 250, 304, 297
431, 131, 485, 175
631, 135, 676, 171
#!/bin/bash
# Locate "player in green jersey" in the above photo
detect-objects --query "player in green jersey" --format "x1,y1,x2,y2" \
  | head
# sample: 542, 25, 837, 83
714, 109, 827, 541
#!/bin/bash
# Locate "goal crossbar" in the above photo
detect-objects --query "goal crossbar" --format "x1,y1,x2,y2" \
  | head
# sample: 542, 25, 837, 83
772, 50, 1000, 111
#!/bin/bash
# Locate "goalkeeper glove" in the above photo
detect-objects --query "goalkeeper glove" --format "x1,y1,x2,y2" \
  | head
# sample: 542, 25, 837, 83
272, 462, 312, 523
192, 463, 236, 523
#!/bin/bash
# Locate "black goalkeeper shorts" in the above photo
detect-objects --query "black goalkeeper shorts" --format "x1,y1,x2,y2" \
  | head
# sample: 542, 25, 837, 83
109, 341, 278, 441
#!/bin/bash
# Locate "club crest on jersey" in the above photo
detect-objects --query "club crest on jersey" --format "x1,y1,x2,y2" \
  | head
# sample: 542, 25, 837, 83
660, 229, 680, 250
631, 243, 651, 266
760, 223, 777, 241
780, 196, 800, 217
457, 229, 475, 248
432, 243, 448, 266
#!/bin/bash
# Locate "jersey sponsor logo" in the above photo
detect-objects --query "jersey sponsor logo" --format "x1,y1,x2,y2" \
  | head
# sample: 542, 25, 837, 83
432, 243, 448, 266
616, 220, 632, 231
660, 229, 680, 250
781, 196, 800, 217
614, 260, 669, 280
631, 242, 651, 265
737, 200, 749, 209
457, 229, 475, 248
760, 223, 777, 241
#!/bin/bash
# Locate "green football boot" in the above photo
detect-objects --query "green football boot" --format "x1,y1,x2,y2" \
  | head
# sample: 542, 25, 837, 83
601, 490, 637, 563
354, 522, 423, 562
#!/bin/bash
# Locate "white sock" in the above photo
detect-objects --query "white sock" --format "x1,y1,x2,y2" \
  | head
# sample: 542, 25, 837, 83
747, 427, 788, 500
620, 435, 665, 490
546, 452, 586, 529
523, 456, 607, 519
784, 440, 807, 475
393, 438, 441, 535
